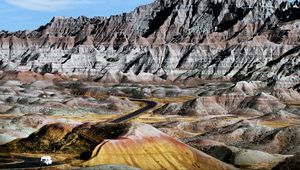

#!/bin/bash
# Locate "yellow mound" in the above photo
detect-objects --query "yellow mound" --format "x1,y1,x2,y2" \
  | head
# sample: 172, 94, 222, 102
83, 123, 235, 170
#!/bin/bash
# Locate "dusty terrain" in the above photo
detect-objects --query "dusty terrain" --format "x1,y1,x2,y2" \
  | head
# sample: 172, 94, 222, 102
0, 71, 299, 169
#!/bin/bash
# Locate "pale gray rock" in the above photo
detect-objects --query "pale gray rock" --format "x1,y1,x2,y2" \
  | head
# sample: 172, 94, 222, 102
0, 105, 14, 113
0, 0, 299, 87
30, 80, 54, 89
3, 80, 22, 87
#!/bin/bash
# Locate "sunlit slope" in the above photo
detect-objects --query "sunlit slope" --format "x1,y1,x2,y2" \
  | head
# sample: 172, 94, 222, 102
83, 123, 235, 170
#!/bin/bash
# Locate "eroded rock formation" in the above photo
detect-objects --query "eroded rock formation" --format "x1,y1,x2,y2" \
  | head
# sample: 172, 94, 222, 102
0, 0, 299, 87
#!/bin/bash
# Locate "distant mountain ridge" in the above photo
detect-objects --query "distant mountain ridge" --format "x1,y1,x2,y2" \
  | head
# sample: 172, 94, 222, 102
0, 0, 299, 87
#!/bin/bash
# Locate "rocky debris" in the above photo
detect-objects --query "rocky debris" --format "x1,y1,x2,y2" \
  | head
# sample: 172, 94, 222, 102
11, 114, 54, 128
238, 92, 286, 114
253, 110, 299, 121
185, 139, 288, 169
64, 98, 99, 107
0, 0, 299, 87
271, 88, 300, 102
0, 79, 139, 115
231, 108, 265, 116
75, 84, 195, 99
177, 116, 242, 133
199, 144, 234, 164
181, 120, 300, 155
272, 152, 300, 170
153, 80, 300, 117
155, 92, 285, 116
258, 125, 300, 155
175, 118, 300, 169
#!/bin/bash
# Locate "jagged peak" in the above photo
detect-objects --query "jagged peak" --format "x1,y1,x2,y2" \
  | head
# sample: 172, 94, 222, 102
50, 16, 90, 23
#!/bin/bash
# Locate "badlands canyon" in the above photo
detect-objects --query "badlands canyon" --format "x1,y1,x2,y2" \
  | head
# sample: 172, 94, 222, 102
0, 0, 300, 169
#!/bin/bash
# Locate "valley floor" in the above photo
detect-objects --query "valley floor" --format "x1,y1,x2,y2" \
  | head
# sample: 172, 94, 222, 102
0, 72, 299, 170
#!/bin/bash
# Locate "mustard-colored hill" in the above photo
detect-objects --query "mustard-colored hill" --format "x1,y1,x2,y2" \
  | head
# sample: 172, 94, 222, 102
0, 122, 236, 170
83, 123, 236, 170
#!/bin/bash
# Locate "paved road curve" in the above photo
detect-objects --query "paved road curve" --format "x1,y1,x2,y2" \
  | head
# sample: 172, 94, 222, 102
0, 99, 157, 169
0, 155, 61, 169
110, 99, 157, 123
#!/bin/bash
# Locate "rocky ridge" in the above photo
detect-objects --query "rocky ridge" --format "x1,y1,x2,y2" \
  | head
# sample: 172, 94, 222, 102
0, 0, 299, 87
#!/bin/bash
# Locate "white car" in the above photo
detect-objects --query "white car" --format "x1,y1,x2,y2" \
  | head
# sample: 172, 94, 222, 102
41, 156, 53, 165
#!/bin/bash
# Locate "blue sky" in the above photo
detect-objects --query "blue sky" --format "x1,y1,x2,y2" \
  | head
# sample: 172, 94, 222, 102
0, 0, 295, 32
0, 0, 153, 32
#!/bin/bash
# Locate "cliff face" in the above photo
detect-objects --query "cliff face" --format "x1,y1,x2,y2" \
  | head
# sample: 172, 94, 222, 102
0, 0, 299, 87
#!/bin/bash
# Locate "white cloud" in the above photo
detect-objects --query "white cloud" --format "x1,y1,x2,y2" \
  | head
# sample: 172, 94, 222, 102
5, 0, 92, 12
